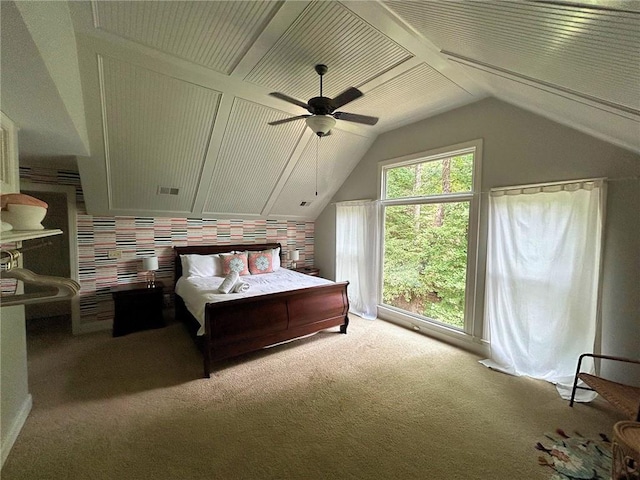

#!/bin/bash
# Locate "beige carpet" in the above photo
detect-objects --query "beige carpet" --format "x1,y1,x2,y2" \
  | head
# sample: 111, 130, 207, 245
2, 314, 622, 479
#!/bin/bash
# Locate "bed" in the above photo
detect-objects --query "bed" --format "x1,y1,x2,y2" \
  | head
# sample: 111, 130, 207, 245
173, 243, 349, 377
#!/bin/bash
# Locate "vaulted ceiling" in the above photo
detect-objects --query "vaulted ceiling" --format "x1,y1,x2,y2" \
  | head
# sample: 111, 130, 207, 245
2, 1, 638, 220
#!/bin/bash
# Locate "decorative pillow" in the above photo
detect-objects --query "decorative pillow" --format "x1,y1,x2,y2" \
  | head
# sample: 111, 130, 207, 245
181, 254, 214, 278
248, 250, 274, 275
221, 252, 249, 276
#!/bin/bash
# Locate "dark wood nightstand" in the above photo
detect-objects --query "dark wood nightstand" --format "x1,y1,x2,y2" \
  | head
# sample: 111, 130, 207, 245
111, 282, 165, 337
292, 266, 320, 277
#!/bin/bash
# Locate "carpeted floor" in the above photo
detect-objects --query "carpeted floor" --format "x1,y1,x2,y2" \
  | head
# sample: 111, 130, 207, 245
2, 314, 623, 479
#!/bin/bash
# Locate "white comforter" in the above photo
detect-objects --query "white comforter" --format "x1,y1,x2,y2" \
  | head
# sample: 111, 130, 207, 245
175, 268, 333, 335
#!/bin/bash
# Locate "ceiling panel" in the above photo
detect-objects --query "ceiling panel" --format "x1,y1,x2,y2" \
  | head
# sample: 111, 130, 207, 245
93, 1, 282, 75
7, 0, 639, 223
100, 55, 221, 213
457, 61, 640, 154
345, 62, 474, 128
202, 98, 306, 216
383, 1, 640, 112
245, 1, 414, 101
270, 130, 375, 219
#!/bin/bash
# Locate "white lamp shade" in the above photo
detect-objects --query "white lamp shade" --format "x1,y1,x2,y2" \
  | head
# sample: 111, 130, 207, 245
290, 250, 300, 261
305, 115, 336, 136
142, 256, 159, 271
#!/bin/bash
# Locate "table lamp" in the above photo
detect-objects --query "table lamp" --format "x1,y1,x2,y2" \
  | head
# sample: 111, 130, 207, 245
290, 250, 299, 269
142, 256, 159, 287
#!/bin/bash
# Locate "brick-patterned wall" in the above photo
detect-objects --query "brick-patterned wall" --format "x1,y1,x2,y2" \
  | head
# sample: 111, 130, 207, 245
18, 167, 315, 327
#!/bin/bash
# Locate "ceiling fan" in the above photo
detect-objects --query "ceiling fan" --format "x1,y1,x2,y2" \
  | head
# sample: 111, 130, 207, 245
268, 64, 379, 137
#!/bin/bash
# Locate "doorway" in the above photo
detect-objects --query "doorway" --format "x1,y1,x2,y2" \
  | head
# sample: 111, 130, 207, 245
21, 182, 80, 334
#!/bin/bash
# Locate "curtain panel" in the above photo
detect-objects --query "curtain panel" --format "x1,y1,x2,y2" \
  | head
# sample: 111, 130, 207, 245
335, 201, 380, 320
481, 179, 605, 399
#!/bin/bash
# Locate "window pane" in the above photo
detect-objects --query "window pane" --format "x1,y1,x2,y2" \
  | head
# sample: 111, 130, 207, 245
385, 153, 473, 199
382, 201, 469, 329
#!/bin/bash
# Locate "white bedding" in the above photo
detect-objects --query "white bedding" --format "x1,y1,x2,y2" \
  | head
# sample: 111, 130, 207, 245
175, 268, 333, 335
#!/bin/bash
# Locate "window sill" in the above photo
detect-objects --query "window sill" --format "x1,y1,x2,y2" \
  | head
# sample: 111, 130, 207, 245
377, 304, 489, 357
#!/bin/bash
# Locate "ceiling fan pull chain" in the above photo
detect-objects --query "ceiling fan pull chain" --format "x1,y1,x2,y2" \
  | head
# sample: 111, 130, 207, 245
316, 136, 319, 196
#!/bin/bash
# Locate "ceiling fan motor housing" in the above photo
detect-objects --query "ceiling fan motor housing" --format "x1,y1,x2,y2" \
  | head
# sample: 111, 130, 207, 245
307, 97, 334, 115
314, 64, 328, 76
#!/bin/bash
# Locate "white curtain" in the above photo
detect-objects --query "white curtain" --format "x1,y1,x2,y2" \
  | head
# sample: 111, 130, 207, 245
335, 201, 380, 319
480, 180, 604, 399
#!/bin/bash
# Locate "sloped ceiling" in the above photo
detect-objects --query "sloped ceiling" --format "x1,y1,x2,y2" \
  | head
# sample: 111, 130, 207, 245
2, 1, 638, 221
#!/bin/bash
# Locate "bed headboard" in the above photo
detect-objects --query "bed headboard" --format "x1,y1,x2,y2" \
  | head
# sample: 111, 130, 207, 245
173, 243, 282, 282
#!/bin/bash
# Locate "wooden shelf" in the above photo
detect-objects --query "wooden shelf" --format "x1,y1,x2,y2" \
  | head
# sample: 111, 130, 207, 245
0, 229, 63, 244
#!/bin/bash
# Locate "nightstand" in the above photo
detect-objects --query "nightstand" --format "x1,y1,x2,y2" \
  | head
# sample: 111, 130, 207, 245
292, 266, 320, 277
111, 282, 165, 337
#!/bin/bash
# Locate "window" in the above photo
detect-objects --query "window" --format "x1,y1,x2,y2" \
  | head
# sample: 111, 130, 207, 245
379, 141, 481, 333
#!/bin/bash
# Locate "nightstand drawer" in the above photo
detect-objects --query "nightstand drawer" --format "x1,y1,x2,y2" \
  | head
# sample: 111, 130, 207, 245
111, 282, 165, 336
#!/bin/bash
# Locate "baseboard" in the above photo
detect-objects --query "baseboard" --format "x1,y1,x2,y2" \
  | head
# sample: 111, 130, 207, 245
1, 393, 32, 468
76, 320, 111, 335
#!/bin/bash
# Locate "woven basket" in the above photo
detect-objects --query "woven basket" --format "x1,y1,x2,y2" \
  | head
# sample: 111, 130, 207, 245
612, 421, 640, 480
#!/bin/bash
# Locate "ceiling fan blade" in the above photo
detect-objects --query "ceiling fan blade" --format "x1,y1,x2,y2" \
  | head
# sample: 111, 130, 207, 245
330, 87, 363, 110
333, 111, 379, 125
269, 92, 309, 110
268, 115, 310, 126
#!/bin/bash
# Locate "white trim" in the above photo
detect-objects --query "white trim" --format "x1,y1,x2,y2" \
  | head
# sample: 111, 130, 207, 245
378, 306, 489, 357
0, 111, 20, 195
382, 192, 474, 206
377, 139, 484, 338
467, 139, 483, 339
594, 181, 608, 358
0, 393, 32, 468
378, 140, 482, 194
19, 182, 81, 335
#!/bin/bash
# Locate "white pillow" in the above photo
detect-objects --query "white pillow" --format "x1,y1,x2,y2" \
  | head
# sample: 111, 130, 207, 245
272, 247, 281, 270
181, 254, 214, 278
182, 249, 279, 276
210, 254, 223, 276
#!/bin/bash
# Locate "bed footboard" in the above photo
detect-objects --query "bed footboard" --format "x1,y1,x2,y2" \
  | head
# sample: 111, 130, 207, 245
201, 281, 349, 378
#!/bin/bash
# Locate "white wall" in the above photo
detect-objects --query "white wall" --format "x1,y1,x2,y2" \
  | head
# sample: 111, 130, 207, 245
0, 305, 32, 467
316, 98, 640, 381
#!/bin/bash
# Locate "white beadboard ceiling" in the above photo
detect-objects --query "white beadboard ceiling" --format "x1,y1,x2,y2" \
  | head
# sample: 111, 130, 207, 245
1, 1, 638, 220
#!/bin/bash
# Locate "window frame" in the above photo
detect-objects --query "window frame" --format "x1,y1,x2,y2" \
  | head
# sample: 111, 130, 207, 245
377, 139, 483, 339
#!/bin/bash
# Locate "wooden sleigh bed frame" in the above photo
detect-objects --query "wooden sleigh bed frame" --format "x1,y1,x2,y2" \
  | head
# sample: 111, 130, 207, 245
173, 243, 350, 377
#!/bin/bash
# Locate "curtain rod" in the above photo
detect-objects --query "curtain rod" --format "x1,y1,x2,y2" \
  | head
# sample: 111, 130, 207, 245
0, 240, 53, 268
490, 177, 606, 193
331, 199, 374, 206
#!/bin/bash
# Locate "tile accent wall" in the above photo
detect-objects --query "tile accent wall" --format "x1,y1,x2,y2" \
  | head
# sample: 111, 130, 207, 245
16, 167, 315, 328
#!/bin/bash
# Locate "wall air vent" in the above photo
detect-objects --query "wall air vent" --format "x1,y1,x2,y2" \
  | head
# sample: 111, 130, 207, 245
300, 201, 312, 207
157, 186, 180, 196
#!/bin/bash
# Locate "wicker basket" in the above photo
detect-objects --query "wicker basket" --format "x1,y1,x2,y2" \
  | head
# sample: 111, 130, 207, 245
613, 421, 640, 480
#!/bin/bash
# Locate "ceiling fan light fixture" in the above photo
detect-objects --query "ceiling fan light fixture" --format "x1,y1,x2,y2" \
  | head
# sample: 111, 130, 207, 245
305, 115, 336, 137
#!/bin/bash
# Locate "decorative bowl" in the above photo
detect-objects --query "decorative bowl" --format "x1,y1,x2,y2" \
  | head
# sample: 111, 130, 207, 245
2, 204, 47, 230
